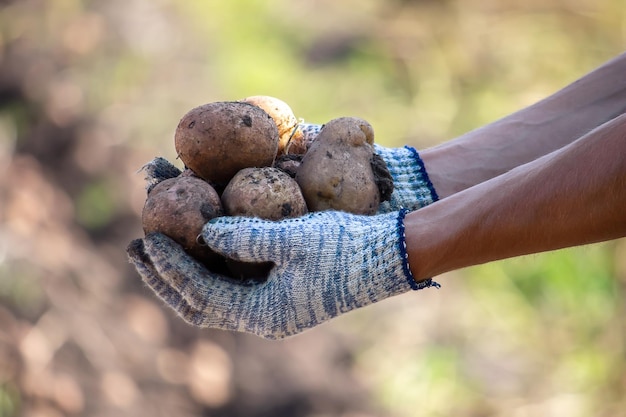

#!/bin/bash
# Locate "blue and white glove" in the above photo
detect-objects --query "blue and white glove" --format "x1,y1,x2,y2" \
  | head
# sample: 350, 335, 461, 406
300, 123, 439, 212
127, 210, 439, 339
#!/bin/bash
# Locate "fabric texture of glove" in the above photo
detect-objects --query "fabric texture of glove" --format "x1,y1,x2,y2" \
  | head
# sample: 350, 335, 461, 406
127, 210, 439, 340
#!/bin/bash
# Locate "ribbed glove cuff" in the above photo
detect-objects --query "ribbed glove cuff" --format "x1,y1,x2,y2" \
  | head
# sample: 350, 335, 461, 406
397, 209, 441, 291
375, 145, 439, 212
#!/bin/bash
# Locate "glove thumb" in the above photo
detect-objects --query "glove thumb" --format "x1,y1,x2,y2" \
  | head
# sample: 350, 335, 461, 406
202, 217, 296, 265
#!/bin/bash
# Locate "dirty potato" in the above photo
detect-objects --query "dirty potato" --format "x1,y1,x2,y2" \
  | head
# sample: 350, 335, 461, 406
296, 117, 392, 215
142, 176, 223, 265
175, 101, 279, 186
222, 167, 308, 220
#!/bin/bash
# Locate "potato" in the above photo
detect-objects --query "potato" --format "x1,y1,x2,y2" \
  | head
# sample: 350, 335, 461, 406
296, 117, 392, 215
174, 101, 279, 186
221, 167, 308, 280
273, 154, 303, 178
142, 176, 223, 265
240, 95, 301, 155
222, 167, 308, 220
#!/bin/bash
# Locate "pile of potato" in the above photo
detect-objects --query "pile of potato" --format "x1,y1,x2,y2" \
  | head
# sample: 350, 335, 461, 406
141, 96, 393, 280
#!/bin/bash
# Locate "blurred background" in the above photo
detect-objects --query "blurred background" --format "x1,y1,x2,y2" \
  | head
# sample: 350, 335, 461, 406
1, 0, 625, 416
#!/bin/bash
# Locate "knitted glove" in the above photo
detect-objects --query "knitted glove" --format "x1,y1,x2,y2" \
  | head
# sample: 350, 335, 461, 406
299, 123, 439, 212
127, 210, 439, 339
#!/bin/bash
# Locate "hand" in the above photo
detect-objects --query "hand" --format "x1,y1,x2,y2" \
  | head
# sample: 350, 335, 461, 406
127, 210, 439, 339
299, 123, 439, 213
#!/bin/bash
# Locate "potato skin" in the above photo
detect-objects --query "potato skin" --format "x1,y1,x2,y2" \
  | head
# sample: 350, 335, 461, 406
142, 176, 223, 264
175, 101, 279, 186
221, 167, 308, 220
296, 117, 380, 215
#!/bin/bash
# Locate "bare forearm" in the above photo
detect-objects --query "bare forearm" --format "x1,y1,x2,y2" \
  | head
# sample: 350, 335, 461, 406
422, 52, 626, 198
406, 113, 626, 281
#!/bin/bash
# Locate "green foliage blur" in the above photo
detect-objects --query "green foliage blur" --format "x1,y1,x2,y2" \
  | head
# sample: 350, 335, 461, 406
0, 1, 624, 416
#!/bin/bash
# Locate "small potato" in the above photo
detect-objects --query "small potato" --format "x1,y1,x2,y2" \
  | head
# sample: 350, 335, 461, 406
175, 101, 279, 186
296, 117, 390, 215
142, 176, 223, 265
273, 154, 303, 178
221, 167, 308, 280
222, 167, 308, 220
239, 95, 321, 156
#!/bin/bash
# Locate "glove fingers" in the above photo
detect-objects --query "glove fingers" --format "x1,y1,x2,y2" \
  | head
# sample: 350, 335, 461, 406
130, 233, 255, 332
127, 237, 192, 312
128, 238, 205, 324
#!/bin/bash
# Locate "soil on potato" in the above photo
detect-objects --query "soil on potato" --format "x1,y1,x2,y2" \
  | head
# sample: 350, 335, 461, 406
370, 153, 394, 202
142, 176, 223, 266
174, 101, 280, 186
221, 167, 308, 221
274, 154, 303, 178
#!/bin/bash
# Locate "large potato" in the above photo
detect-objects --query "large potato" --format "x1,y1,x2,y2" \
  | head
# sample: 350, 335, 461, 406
142, 176, 223, 265
296, 117, 390, 215
174, 101, 279, 186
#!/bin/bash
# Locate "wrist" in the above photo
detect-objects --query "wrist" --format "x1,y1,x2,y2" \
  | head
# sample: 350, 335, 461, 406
402, 199, 467, 281
397, 209, 441, 290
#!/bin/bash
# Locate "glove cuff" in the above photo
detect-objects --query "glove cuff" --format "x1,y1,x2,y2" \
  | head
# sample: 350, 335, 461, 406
397, 209, 441, 291
376, 145, 439, 212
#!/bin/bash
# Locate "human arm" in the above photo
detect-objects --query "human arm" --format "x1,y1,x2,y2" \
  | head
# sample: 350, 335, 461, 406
422, 52, 626, 198
312, 53, 626, 210
405, 113, 626, 280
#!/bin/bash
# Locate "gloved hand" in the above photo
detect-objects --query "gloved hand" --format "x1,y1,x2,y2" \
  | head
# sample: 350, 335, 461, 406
299, 123, 439, 212
127, 209, 439, 340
